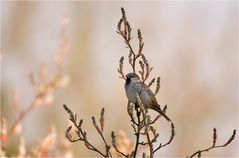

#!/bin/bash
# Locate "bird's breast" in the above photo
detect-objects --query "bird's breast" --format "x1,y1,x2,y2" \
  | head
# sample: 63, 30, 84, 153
125, 82, 141, 104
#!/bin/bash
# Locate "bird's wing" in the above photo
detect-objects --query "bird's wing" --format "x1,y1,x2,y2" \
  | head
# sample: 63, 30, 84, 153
139, 82, 170, 122
151, 95, 159, 106
138, 82, 154, 95
138, 81, 158, 106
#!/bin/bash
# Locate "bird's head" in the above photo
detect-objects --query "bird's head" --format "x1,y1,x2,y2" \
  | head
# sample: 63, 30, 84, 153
125, 73, 140, 84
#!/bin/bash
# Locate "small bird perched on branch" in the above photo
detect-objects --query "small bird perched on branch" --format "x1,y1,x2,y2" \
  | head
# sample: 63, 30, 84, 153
125, 73, 171, 122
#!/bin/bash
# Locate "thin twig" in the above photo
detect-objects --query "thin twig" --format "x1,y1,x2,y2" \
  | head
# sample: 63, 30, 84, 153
146, 133, 154, 158
111, 131, 129, 157
153, 123, 175, 153
63, 104, 112, 158
188, 129, 236, 158
8, 101, 35, 136
117, 7, 142, 74
133, 107, 141, 157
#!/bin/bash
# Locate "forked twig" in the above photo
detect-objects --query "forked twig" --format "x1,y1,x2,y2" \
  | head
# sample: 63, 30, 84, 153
187, 128, 236, 158
63, 104, 112, 158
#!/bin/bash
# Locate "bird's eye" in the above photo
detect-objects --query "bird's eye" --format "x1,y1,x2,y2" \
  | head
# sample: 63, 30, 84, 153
126, 77, 131, 84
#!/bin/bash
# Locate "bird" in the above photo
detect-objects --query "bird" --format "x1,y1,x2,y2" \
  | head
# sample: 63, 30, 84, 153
124, 73, 171, 122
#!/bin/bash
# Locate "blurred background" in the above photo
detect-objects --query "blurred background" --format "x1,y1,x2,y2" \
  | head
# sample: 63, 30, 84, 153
1, 1, 238, 157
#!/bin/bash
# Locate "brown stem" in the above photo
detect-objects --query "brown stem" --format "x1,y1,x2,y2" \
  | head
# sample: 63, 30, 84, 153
8, 97, 37, 137
79, 128, 107, 157
153, 123, 175, 153
188, 129, 236, 158
64, 104, 111, 158
133, 107, 141, 157
120, 32, 139, 74
98, 131, 111, 157
146, 133, 153, 158
113, 145, 128, 157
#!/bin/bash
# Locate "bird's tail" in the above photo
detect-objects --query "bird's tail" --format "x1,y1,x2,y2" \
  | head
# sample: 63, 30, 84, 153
153, 105, 171, 122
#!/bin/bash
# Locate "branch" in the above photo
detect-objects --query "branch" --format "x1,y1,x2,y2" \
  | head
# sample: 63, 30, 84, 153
117, 56, 126, 79
187, 128, 236, 158
146, 130, 154, 157
132, 106, 142, 157
147, 78, 156, 88
154, 77, 160, 96
117, 7, 142, 74
92, 108, 112, 157
9, 56, 69, 138
63, 104, 112, 158
111, 131, 129, 157
153, 123, 175, 153
6, 21, 70, 139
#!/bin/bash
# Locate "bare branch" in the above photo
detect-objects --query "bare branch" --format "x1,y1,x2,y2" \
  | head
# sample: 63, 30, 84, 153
148, 78, 156, 88
188, 129, 236, 158
153, 123, 175, 153
117, 56, 126, 79
63, 104, 111, 157
154, 77, 160, 96
111, 131, 128, 157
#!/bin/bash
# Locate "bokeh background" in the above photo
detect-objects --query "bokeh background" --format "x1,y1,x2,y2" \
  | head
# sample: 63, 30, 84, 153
1, 1, 238, 157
